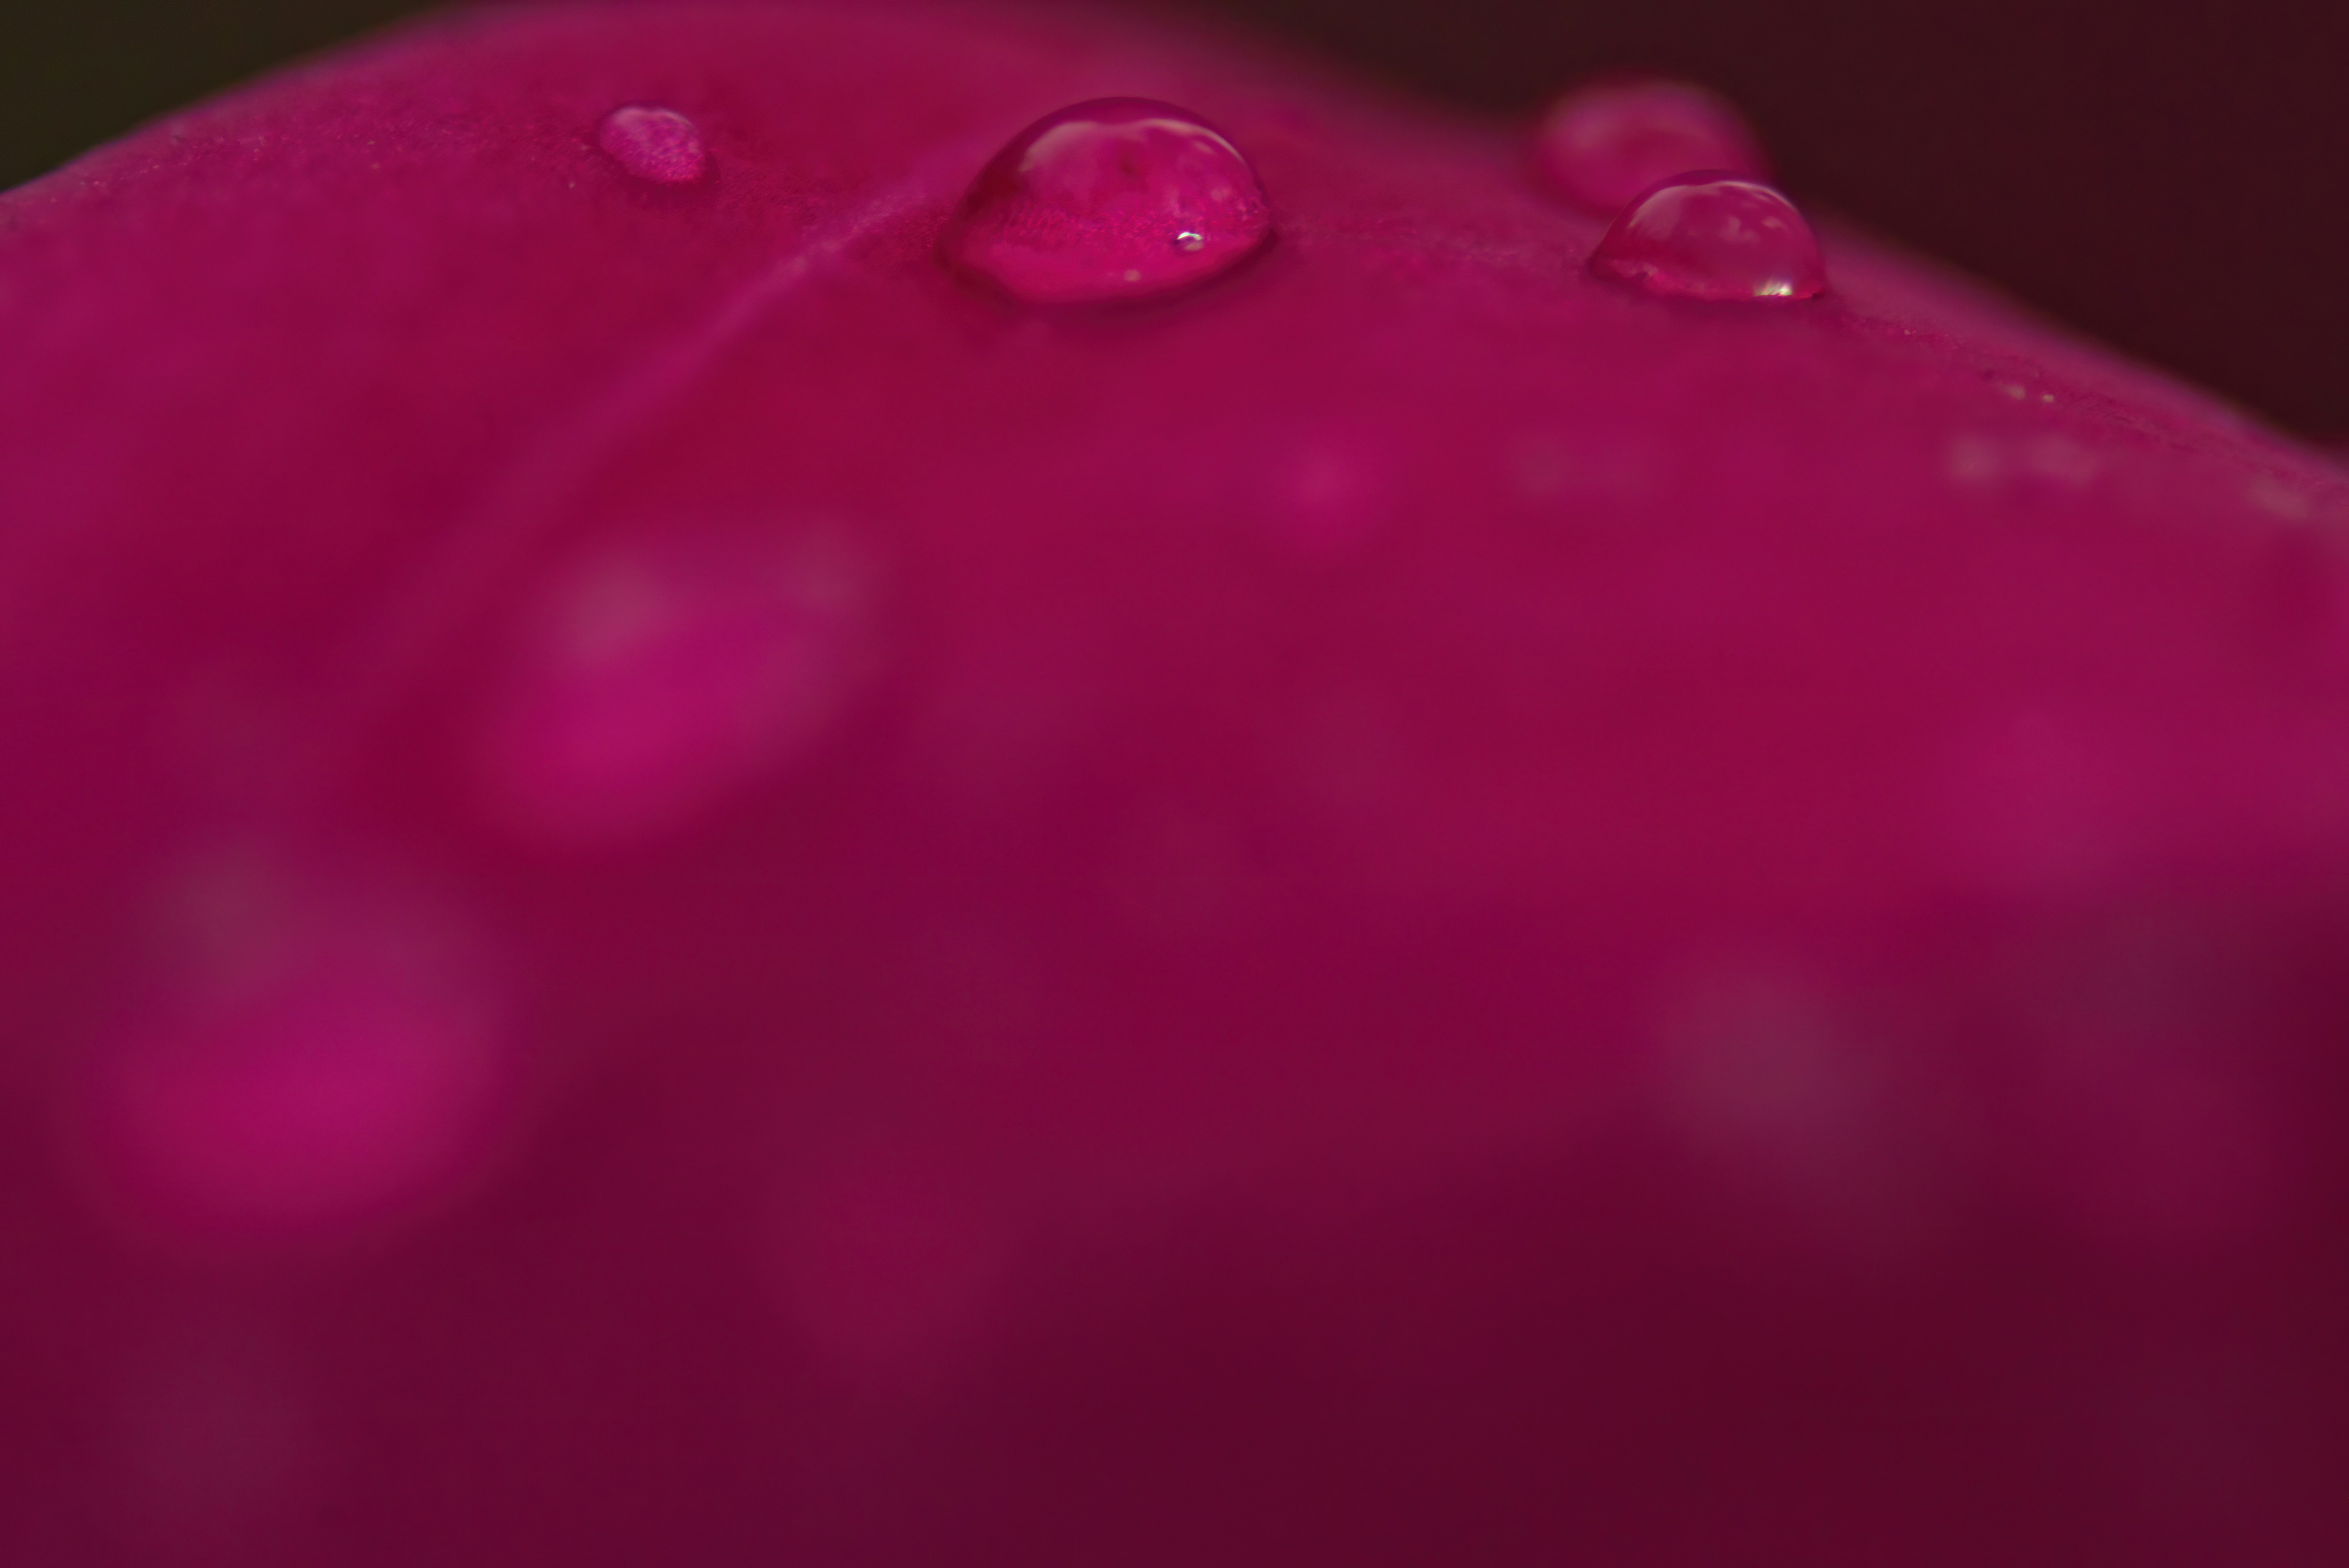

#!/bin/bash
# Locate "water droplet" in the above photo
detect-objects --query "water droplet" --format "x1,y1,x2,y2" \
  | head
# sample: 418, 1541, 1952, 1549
942, 98, 1273, 305
1536, 78, 1768, 216
474, 530, 867, 846
1589, 173, 1826, 301
596, 104, 708, 185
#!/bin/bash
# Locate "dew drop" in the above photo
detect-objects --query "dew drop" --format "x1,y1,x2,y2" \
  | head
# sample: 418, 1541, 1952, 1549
1589, 173, 1826, 301
942, 98, 1273, 305
474, 530, 867, 846
1536, 78, 1768, 216
596, 104, 708, 185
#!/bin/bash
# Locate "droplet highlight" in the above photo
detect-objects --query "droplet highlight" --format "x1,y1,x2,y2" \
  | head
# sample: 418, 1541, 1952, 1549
942, 98, 1273, 305
1589, 173, 1826, 301
597, 105, 708, 185
1536, 78, 1768, 216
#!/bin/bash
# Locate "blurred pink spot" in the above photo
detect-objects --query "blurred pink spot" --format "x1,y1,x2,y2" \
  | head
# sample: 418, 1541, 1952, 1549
475, 531, 865, 845
1940, 712, 2145, 894
1271, 439, 1392, 558
1659, 966, 1944, 1251
1535, 78, 1768, 216
91, 941, 501, 1236
769, 1150, 1009, 1386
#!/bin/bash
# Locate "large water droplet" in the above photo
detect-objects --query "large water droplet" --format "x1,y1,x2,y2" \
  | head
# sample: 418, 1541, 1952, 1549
1589, 173, 1826, 301
942, 98, 1273, 305
1536, 78, 1768, 216
597, 105, 708, 185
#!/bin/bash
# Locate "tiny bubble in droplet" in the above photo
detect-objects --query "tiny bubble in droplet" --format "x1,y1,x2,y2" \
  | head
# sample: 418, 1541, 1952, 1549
942, 98, 1273, 305
1588, 172, 1825, 302
596, 104, 709, 185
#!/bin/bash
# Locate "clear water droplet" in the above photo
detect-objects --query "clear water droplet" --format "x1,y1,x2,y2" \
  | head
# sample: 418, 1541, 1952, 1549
942, 98, 1273, 305
597, 104, 708, 185
1536, 78, 1768, 216
1589, 173, 1825, 301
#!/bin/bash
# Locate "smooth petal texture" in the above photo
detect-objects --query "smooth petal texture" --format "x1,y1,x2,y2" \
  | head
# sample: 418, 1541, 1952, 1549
3, 2, 2348, 1564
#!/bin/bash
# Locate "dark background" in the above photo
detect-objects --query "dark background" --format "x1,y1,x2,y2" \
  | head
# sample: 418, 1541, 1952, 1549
5, 0, 2344, 438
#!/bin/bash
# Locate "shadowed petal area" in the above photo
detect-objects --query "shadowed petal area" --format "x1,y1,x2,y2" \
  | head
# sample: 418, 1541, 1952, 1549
3, 2, 2349, 1565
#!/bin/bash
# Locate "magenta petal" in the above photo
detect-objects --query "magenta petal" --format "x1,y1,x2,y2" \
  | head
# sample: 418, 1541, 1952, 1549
4, 2, 2349, 1564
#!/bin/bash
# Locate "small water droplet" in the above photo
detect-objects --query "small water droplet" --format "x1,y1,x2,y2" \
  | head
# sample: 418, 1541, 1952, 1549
942, 98, 1273, 305
1589, 173, 1825, 301
1536, 78, 1769, 216
597, 104, 708, 185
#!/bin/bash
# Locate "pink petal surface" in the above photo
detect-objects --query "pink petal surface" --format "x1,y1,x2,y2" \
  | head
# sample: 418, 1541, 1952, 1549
2, 2, 2347, 1563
